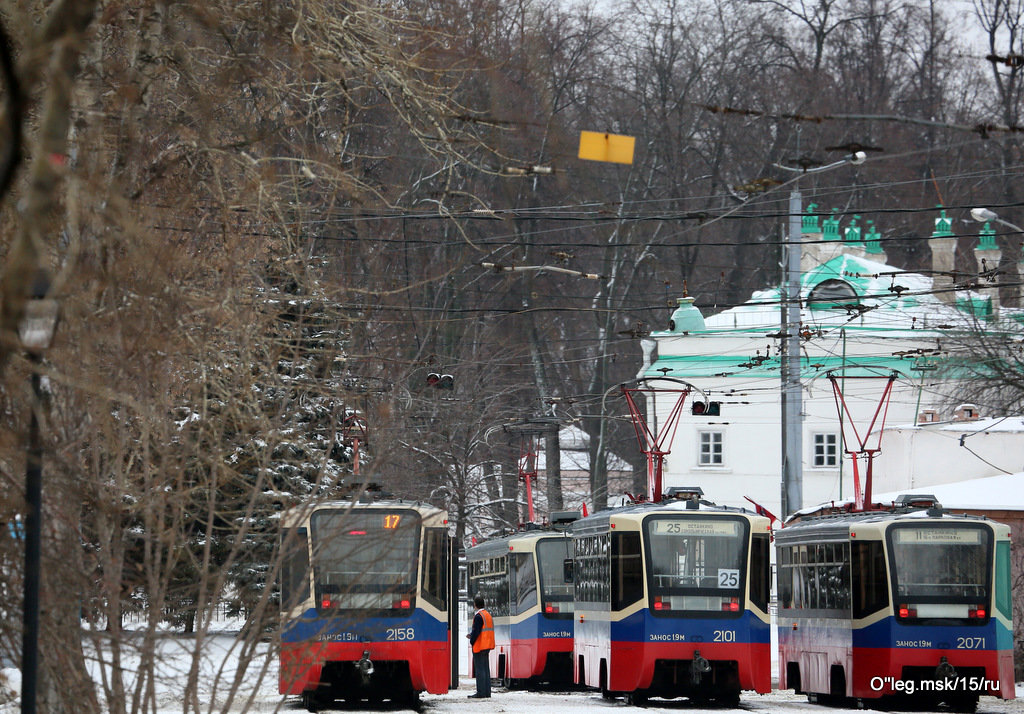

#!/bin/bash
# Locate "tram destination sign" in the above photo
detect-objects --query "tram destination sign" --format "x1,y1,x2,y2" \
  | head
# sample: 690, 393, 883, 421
893, 527, 982, 545
651, 519, 739, 536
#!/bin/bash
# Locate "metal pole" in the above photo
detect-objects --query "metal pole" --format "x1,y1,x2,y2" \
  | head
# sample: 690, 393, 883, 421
775, 152, 864, 518
448, 536, 459, 689
22, 366, 41, 714
781, 187, 803, 518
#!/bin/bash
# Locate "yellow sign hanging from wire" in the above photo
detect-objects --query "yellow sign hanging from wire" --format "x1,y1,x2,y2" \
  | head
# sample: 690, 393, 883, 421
578, 130, 635, 165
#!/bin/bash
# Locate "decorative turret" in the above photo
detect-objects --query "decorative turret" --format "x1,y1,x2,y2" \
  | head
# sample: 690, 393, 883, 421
864, 220, 885, 259
931, 205, 957, 303
844, 215, 863, 246
666, 296, 706, 334
822, 209, 841, 241
976, 221, 998, 251
801, 203, 821, 234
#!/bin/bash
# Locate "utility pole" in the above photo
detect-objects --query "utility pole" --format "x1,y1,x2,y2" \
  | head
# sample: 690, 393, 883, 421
775, 152, 867, 518
781, 186, 803, 519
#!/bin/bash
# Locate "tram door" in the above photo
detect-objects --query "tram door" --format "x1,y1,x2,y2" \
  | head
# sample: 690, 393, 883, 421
448, 536, 459, 688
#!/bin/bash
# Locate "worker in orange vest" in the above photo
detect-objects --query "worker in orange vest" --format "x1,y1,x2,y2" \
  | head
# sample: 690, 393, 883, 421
467, 594, 494, 698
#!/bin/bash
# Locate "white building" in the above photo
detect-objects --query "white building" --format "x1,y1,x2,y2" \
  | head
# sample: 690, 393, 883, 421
640, 207, 1014, 518
875, 413, 1024, 494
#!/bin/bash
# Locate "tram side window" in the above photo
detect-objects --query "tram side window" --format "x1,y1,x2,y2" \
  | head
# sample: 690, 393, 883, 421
778, 542, 850, 612
510, 552, 538, 615
611, 532, 643, 610
469, 557, 510, 617
420, 528, 448, 609
280, 528, 310, 611
852, 540, 888, 618
574, 534, 610, 609
778, 546, 793, 608
995, 541, 1011, 620
749, 534, 770, 612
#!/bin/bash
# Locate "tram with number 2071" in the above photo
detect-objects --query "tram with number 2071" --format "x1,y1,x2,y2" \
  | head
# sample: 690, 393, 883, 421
465, 512, 579, 688
776, 494, 1015, 712
278, 500, 456, 712
571, 490, 773, 706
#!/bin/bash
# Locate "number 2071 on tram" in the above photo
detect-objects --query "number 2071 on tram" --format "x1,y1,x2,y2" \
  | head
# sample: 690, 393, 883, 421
777, 498, 1014, 711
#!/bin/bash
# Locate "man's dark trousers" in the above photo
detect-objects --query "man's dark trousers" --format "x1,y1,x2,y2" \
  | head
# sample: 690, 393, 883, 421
472, 650, 491, 697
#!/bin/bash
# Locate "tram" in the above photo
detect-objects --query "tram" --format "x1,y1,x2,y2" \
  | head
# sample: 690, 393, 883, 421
776, 494, 1015, 711
465, 512, 578, 687
571, 489, 773, 705
278, 500, 455, 711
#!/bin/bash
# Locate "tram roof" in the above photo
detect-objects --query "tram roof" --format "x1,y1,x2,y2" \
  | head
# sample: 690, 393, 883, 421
466, 526, 572, 560
570, 498, 758, 537
279, 498, 447, 520
777, 505, 995, 542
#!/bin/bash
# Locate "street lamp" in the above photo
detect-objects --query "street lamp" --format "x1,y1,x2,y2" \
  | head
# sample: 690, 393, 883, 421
774, 151, 867, 518
17, 271, 59, 714
971, 206, 1024, 234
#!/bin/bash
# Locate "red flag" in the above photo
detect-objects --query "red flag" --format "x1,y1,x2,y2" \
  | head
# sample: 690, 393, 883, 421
744, 496, 779, 526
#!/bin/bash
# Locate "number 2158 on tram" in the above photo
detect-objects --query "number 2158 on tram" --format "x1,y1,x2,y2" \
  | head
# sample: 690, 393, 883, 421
278, 501, 454, 711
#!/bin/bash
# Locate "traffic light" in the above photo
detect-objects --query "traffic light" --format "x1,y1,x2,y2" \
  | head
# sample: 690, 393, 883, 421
691, 401, 721, 416
426, 373, 454, 390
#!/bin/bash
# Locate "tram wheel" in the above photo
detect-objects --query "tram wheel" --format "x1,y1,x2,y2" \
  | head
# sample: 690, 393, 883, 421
948, 695, 978, 714
301, 691, 325, 712
625, 691, 648, 706
716, 689, 740, 707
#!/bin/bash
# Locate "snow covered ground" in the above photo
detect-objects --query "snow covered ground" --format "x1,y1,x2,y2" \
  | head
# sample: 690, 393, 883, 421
0, 628, 1018, 713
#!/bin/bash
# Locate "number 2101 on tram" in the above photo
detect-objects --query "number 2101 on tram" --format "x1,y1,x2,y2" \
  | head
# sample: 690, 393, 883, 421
776, 496, 1014, 712
572, 496, 772, 706
278, 501, 454, 711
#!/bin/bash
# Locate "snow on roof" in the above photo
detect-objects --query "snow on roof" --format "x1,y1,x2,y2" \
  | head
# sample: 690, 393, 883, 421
698, 254, 978, 333
797, 472, 1024, 515
873, 472, 1024, 511
530, 425, 631, 472
890, 416, 1024, 432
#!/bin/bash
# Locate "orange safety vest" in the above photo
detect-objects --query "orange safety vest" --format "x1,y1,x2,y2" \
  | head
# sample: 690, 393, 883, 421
472, 608, 495, 653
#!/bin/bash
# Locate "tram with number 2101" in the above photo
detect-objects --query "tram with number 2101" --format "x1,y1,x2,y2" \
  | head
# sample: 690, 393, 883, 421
571, 488, 773, 706
278, 500, 455, 711
776, 494, 1015, 712
465, 511, 579, 687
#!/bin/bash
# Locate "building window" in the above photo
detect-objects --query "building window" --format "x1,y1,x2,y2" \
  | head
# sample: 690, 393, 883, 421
813, 433, 839, 468
698, 431, 723, 466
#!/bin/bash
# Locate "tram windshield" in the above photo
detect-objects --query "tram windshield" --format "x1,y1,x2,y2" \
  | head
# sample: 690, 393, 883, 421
536, 537, 574, 616
889, 524, 991, 616
310, 509, 421, 612
644, 516, 748, 615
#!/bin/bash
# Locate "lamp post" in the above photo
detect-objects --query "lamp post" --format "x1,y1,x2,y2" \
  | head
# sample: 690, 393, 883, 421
774, 152, 866, 518
971, 206, 1024, 235
971, 208, 1023, 309
17, 272, 59, 714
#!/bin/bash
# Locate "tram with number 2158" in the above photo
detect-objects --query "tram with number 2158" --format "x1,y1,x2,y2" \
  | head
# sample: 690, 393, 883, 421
465, 512, 579, 687
571, 488, 773, 706
776, 494, 1015, 712
278, 500, 455, 711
